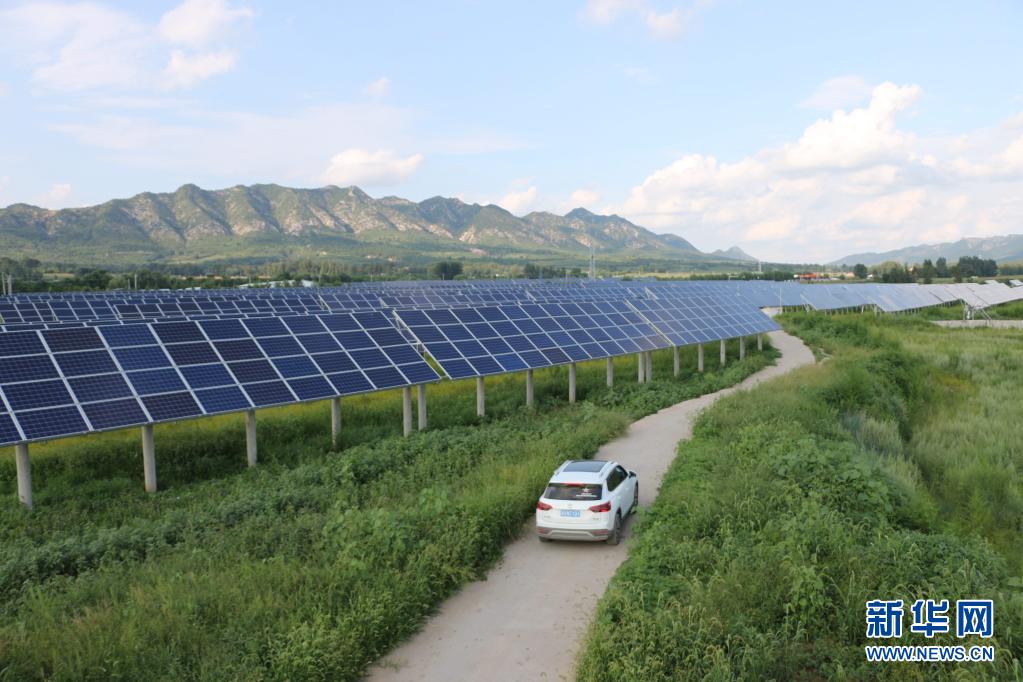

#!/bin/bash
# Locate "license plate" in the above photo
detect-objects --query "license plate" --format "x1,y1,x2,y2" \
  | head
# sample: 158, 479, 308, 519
560, 510, 581, 518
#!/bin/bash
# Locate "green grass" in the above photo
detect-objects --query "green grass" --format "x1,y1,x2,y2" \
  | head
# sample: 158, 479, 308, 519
916, 300, 1023, 320
578, 314, 1023, 680
0, 341, 776, 681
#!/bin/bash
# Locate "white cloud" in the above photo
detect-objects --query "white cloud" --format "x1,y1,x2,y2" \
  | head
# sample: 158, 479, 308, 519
158, 0, 253, 47
0, 0, 249, 92
642, 7, 684, 39
582, 0, 633, 24
33, 182, 73, 208
50, 99, 521, 189
570, 188, 601, 206
498, 186, 538, 214
322, 149, 423, 187
0, 82, 9, 96
364, 77, 391, 99
163, 49, 237, 89
0, 2, 152, 90
614, 81, 1023, 262
784, 82, 921, 169
800, 75, 873, 110
1004, 134, 1023, 170
581, 0, 709, 40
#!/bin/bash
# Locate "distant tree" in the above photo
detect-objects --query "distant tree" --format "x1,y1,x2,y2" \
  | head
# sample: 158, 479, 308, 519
918, 259, 936, 284
853, 263, 868, 279
935, 257, 950, 278
874, 262, 914, 283
523, 263, 540, 279
79, 269, 112, 290
956, 255, 998, 278
430, 260, 463, 280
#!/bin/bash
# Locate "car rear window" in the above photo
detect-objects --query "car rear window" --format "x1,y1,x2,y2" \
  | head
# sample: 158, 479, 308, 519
543, 482, 603, 501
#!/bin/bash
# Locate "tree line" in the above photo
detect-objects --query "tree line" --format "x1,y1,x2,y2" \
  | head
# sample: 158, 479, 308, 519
850, 255, 1001, 283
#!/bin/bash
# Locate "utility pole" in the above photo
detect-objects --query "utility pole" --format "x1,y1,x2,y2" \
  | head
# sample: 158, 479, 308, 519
589, 246, 596, 279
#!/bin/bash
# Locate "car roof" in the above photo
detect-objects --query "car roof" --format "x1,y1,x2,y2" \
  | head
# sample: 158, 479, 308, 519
563, 460, 608, 473
548, 460, 615, 484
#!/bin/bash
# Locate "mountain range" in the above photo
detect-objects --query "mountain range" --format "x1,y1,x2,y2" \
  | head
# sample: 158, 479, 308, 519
833, 234, 1023, 267
0, 184, 756, 268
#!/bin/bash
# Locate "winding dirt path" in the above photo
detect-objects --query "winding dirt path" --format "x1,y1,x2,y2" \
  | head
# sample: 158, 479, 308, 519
366, 330, 815, 682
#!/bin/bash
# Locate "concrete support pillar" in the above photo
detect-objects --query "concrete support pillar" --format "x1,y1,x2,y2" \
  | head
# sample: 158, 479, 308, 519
525, 369, 534, 408
698, 343, 704, 373
15, 443, 31, 510
245, 409, 257, 467
417, 384, 427, 431
402, 386, 413, 436
606, 357, 614, 388
720, 339, 727, 366
476, 376, 485, 417
645, 351, 653, 382
568, 363, 577, 403
673, 347, 680, 377
739, 336, 746, 361
636, 352, 645, 383
142, 425, 156, 493
757, 334, 763, 351
330, 397, 341, 449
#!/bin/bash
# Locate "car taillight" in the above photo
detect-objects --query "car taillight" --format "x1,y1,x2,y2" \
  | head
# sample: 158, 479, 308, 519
537, 501, 552, 511
589, 501, 611, 513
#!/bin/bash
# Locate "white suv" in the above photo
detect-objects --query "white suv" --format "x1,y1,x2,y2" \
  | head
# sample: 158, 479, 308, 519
535, 460, 638, 545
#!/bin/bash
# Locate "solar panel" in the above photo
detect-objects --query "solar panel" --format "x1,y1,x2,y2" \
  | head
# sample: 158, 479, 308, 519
396, 301, 673, 379
0, 311, 440, 445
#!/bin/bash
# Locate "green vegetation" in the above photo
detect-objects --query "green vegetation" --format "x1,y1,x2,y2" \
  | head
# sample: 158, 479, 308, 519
579, 314, 1023, 680
0, 342, 775, 681
917, 300, 1023, 320
0, 183, 757, 275
428, 260, 464, 281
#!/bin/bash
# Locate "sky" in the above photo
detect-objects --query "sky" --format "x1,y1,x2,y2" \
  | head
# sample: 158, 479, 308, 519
0, 0, 1022, 263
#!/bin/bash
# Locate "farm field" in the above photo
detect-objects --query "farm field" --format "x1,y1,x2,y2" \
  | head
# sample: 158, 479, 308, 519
579, 313, 1023, 680
0, 341, 775, 681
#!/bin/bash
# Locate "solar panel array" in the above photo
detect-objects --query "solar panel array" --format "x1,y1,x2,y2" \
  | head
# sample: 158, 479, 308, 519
10, 275, 1018, 447
633, 292, 779, 345
395, 301, 673, 379
0, 313, 439, 446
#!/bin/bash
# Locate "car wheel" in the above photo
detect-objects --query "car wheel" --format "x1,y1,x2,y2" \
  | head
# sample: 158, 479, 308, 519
630, 485, 639, 515
606, 513, 622, 546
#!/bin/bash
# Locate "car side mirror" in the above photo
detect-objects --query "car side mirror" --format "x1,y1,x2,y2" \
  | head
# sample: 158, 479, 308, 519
629, 470, 637, 478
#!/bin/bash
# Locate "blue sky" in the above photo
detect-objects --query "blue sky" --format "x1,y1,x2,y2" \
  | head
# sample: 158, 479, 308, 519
1, 0, 1022, 262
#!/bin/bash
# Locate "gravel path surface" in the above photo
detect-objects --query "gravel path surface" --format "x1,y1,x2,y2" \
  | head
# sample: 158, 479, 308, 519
366, 330, 815, 682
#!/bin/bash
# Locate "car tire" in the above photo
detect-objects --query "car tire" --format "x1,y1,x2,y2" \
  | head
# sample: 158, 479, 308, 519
606, 513, 622, 546
630, 485, 639, 515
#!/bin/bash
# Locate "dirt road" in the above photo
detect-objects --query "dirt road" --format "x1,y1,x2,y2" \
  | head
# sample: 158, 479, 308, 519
366, 330, 815, 682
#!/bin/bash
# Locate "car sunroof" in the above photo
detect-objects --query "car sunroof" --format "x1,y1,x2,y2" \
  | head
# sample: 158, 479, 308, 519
563, 460, 607, 472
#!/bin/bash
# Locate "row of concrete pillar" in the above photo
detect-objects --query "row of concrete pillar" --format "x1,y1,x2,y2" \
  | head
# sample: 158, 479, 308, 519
11, 335, 764, 509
